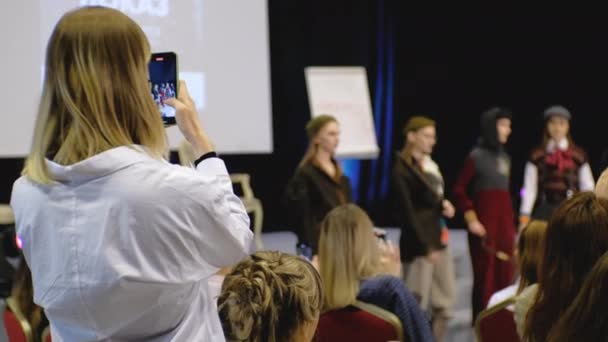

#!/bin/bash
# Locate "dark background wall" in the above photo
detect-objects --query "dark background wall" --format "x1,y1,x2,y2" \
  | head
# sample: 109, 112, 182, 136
1, 2, 607, 231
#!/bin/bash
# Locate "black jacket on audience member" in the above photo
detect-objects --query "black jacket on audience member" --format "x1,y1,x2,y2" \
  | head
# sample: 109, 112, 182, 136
389, 154, 444, 263
285, 163, 352, 253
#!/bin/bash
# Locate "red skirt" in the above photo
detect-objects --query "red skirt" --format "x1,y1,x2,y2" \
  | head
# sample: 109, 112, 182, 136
468, 189, 517, 320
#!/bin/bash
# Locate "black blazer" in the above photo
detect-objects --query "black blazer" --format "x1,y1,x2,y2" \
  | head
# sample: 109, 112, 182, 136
285, 163, 352, 253
389, 155, 444, 262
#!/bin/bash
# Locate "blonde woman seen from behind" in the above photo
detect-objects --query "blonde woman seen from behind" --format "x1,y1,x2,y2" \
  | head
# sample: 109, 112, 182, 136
318, 204, 434, 342
217, 251, 323, 342
10, 6, 252, 341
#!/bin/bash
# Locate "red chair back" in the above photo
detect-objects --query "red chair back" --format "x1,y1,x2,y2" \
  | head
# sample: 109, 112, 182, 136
4, 309, 27, 342
315, 305, 400, 342
3, 297, 34, 342
475, 297, 521, 342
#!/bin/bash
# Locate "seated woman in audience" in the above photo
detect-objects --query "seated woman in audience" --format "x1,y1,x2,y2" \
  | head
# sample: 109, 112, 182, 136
514, 192, 608, 341
546, 251, 608, 341
217, 251, 323, 342
318, 204, 433, 342
487, 220, 547, 308
11, 254, 48, 341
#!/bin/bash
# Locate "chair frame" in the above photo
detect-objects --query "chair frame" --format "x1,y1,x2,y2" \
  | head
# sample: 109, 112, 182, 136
474, 296, 517, 342
353, 300, 405, 342
0, 204, 14, 225
4, 296, 35, 342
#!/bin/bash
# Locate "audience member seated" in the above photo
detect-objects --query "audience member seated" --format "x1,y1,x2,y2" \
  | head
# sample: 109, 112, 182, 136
217, 251, 323, 342
11, 254, 48, 342
595, 168, 608, 199
487, 220, 547, 308
545, 251, 608, 341
318, 204, 433, 342
514, 192, 608, 341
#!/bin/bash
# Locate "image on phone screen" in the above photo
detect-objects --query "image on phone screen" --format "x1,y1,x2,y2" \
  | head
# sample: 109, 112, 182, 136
149, 52, 178, 125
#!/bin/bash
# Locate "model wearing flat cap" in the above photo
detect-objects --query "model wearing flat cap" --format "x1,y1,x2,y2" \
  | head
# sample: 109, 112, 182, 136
519, 105, 595, 226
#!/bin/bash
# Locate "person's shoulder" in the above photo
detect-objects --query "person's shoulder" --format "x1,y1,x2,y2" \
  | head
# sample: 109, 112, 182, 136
293, 163, 316, 178
12, 175, 33, 193
515, 284, 538, 309
340, 174, 351, 185
288, 164, 316, 185
10, 176, 39, 210
529, 145, 545, 162
359, 275, 419, 309
361, 275, 408, 294
568, 144, 588, 163
122, 157, 226, 204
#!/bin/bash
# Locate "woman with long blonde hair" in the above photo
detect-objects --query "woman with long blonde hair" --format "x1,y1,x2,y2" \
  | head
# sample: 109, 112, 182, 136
318, 204, 433, 342
285, 115, 352, 255
10, 6, 252, 341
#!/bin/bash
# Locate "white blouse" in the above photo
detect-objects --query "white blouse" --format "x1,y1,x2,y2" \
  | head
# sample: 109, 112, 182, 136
10, 146, 253, 341
520, 139, 595, 216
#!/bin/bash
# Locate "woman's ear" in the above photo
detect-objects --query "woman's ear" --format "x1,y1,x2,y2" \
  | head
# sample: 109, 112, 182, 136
405, 131, 415, 145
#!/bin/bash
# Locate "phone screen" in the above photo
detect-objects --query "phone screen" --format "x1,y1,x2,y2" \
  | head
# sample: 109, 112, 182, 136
296, 243, 313, 261
149, 52, 178, 125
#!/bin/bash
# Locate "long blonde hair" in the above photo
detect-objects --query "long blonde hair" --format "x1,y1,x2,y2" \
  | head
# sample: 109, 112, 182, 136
318, 204, 381, 310
24, 6, 166, 183
298, 115, 344, 179
218, 251, 323, 342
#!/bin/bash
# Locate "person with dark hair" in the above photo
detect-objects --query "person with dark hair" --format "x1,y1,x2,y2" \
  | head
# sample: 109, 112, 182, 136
453, 107, 517, 321
285, 115, 352, 254
519, 105, 594, 226
388, 116, 455, 341
546, 251, 608, 342
217, 251, 323, 342
515, 192, 608, 342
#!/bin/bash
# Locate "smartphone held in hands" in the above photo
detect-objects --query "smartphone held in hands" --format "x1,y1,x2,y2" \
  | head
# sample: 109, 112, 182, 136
149, 52, 178, 125
296, 243, 313, 261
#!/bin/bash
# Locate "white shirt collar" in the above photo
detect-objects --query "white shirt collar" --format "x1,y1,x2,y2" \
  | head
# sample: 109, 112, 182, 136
546, 138, 569, 153
45, 145, 157, 183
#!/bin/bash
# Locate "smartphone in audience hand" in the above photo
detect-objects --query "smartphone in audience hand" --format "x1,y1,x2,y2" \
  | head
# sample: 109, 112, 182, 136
148, 52, 178, 125
296, 243, 313, 261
